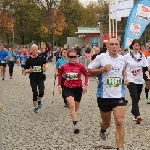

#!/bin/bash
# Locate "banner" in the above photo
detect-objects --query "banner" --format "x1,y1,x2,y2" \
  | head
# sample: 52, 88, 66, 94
110, 0, 133, 21
124, 0, 150, 48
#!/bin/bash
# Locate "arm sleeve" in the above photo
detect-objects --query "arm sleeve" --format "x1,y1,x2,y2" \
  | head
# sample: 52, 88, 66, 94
81, 64, 89, 85
143, 54, 148, 67
87, 55, 101, 69
58, 66, 64, 86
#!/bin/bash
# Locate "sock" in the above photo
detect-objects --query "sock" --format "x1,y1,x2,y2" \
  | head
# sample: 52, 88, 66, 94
101, 129, 106, 133
73, 121, 77, 126
145, 88, 149, 99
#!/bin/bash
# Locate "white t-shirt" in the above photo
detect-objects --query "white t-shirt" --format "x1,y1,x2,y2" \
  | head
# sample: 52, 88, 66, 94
88, 53, 125, 98
147, 56, 150, 66
124, 51, 147, 84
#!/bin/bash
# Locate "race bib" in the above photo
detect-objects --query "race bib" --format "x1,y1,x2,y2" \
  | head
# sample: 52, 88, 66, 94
10, 57, 14, 61
33, 66, 42, 72
21, 61, 26, 65
66, 72, 78, 80
1, 60, 6, 63
131, 68, 141, 76
107, 77, 121, 88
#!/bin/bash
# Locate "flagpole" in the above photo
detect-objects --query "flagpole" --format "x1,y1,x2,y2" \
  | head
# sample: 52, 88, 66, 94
109, 0, 111, 38
115, 0, 118, 38
112, 19, 115, 37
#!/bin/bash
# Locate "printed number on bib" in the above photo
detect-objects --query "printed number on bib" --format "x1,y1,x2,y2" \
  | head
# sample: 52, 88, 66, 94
21, 61, 25, 65
10, 57, 14, 61
33, 66, 42, 72
107, 77, 121, 88
131, 68, 141, 76
1, 61, 5, 63
66, 72, 78, 80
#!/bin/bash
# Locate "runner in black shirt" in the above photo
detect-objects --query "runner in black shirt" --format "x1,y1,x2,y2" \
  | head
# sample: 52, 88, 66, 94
25, 44, 47, 113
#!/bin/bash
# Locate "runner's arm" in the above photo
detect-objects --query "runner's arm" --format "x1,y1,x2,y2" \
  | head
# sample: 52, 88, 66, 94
57, 66, 64, 87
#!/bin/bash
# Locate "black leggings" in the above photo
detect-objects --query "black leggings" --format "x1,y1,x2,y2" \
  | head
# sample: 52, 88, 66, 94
61, 77, 67, 104
8, 63, 14, 76
127, 82, 143, 118
30, 79, 45, 101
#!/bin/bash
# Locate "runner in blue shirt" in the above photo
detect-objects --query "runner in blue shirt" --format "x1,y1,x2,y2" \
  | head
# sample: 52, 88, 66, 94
8, 48, 16, 79
20, 52, 28, 78
0, 45, 8, 80
54, 48, 69, 107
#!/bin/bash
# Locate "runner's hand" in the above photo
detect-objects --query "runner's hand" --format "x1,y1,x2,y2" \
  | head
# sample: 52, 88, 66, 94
147, 77, 150, 80
124, 79, 129, 85
54, 73, 58, 77
82, 85, 87, 94
29, 66, 33, 73
58, 86, 62, 94
103, 64, 112, 72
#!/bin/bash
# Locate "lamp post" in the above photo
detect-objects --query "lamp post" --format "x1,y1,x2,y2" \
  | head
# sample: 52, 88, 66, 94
12, 14, 15, 48
97, 13, 104, 48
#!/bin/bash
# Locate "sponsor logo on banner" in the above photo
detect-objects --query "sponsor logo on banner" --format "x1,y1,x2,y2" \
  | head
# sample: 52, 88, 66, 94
136, 4, 150, 21
127, 38, 133, 47
130, 23, 141, 35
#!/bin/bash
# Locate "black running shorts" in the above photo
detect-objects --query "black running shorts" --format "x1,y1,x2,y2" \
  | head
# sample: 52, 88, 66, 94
97, 97, 126, 112
0, 62, 6, 67
63, 86, 82, 102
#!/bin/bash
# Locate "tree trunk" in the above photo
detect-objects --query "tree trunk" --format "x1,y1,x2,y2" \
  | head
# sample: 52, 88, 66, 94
6, 33, 9, 45
21, 35, 24, 45
50, 33, 54, 50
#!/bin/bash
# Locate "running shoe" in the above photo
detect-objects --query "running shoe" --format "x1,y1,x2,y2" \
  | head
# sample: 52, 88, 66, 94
100, 131, 108, 141
38, 100, 42, 109
135, 116, 142, 124
33, 107, 38, 113
145, 98, 150, 104
10, 76, 12, 79
2, 77, 4, 80
74, 123, 80, 134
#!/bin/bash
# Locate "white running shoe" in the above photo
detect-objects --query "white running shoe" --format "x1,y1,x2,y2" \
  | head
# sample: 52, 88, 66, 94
145, 99, 150, 104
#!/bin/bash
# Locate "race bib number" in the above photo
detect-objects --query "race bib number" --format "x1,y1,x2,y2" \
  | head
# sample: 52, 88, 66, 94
10, 57, 14, 61
33, 66, 42, 72
107, 77, 121, 88
1, 60, 6, 63
131, 68, 141, 76
66, 72, 78, 80
21, 61, 26, 65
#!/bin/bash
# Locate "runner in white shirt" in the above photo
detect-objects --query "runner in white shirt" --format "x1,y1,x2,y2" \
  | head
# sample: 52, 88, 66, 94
88, 37, 129, 150
124, 39, 150, 124
144, 44, 150, 104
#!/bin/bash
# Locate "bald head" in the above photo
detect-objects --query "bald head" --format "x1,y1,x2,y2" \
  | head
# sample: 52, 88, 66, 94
31, 44, 38, 56
31, 44, 38, 50
107, 37, 120, 56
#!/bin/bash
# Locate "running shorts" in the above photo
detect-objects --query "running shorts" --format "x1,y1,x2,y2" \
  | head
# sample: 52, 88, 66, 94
0, 62, 6, 67
63, 86, 82, 102
97, 97, 126, 112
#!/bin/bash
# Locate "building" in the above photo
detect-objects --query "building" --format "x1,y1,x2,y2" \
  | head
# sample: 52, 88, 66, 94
66, 27, 121, 48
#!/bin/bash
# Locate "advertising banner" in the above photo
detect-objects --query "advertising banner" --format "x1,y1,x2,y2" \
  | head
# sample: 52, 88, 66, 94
124, 0, 150, 48
110, 0, 133, 21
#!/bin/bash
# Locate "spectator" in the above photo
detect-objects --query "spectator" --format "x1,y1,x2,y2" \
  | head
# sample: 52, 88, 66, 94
74, 45, 81, 57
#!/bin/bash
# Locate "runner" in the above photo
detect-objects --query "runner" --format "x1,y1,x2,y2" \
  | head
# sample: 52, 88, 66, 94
0, 45, 8, 80
124, 39, 150, 124
8, 48, 16, 79
20, 49, 28, 78
143, 43, 150, 103
24, 44, 47, 113
57, 48, 89, 134
54, 48, 69, 107
87, 37, 129, 150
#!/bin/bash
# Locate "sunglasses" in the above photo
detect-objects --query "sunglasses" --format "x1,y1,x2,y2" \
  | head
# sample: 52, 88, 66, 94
69, 56, 76, 58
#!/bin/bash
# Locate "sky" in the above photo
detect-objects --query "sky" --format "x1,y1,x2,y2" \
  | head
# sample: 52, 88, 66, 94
79, 0, 98, 5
